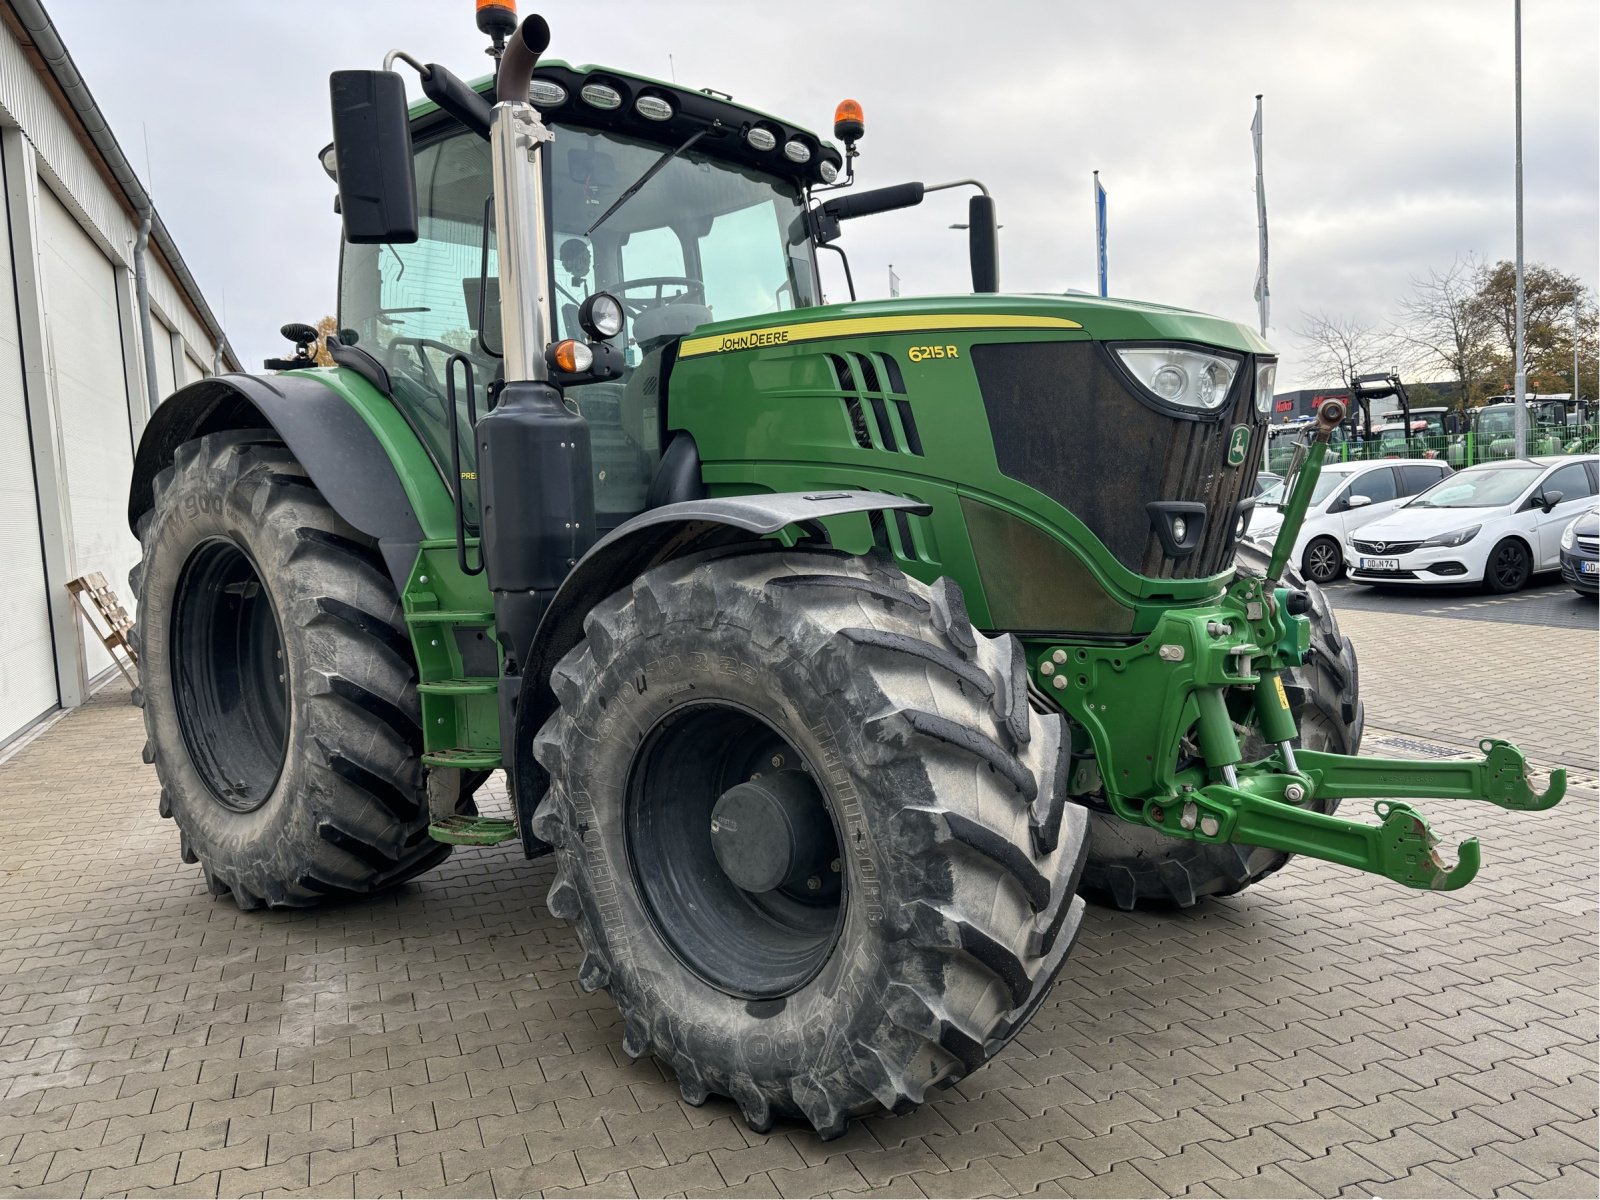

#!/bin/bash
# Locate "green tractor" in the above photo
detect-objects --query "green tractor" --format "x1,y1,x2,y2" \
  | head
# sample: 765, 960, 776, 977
125, 5, 1566, 1138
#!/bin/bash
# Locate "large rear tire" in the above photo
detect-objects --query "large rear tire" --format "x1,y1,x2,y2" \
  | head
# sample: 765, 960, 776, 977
1076, 542, 1364, 910
531, 551, 1088, 1138
131, 431, 451, 909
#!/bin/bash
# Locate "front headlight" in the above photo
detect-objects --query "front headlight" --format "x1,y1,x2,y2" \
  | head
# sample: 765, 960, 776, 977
1421, 525, 1481, 549
1255, 360, 1277, 414
1561, 523, 1576, 550
1114, 346, 1242, 413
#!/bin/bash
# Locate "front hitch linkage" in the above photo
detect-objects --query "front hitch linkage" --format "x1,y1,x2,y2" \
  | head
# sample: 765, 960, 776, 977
1127, 739, 1566, 891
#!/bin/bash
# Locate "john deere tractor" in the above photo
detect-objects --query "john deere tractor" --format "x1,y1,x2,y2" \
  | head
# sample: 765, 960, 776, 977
126, 5, 1565, 1138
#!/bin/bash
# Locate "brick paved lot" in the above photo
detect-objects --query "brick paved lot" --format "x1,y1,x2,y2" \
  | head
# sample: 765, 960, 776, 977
1, 599, 1595, 1199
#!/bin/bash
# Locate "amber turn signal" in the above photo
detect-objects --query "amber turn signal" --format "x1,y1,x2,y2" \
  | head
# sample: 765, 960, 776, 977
833, 98, 864, 144
549, 339, 594, 374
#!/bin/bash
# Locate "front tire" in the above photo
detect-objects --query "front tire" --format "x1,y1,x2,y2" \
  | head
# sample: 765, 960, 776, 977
1077, 543, 1364, 910
132, 431, 449, 909
1301, 535, 1344, 584
531, 551, 1087, 1138
1486, 538, 1532, 594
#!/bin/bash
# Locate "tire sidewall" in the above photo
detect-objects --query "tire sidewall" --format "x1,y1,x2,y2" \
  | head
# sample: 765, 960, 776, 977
139, 453, 317, 886
548, 597, 934, 1102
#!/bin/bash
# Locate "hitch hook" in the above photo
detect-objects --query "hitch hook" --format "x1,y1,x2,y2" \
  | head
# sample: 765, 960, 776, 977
1373, 801, 1480, 891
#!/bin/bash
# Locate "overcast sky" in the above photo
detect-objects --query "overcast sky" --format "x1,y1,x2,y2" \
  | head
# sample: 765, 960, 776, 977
54, 0, 1598, 390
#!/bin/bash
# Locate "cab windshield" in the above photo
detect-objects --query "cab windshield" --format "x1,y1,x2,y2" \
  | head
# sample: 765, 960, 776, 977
338, 122, 818, 528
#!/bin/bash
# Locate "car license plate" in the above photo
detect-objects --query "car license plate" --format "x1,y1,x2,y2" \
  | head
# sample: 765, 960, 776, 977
1361, 557, 1400, 571
1581, 560, 1598, 575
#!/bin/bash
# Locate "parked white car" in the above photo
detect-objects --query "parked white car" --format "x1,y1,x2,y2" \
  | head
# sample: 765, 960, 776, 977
1247, 459, 1453, 583
1345, 455, 1600, 593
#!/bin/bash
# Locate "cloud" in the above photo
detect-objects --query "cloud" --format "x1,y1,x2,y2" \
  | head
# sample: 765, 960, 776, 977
55, 0, 1597, 391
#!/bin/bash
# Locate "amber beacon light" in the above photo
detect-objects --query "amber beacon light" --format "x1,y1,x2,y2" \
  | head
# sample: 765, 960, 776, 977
476, 0, 519, 42
833, 98, 865, 145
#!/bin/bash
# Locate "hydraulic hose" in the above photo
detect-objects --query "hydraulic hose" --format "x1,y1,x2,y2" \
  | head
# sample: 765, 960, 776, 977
496, 14, 551, 103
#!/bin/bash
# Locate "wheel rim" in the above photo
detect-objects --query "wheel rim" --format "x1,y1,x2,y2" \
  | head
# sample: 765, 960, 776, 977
1493, 543, 1527, 589
1307, 541, 1338, 582
625, 701, 845, 999
171, 539, 289, 812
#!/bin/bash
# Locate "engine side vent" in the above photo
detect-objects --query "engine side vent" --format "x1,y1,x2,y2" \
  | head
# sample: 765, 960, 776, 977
825, 351, 923, 457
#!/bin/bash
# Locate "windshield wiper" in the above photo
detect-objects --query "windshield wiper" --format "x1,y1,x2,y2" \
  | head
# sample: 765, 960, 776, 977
585, 128, 708, 236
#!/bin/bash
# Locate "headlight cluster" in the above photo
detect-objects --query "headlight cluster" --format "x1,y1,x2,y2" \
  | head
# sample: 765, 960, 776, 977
1255, 359, 1277, 415
1115, 346, 1241, 413
1421, 525, 1480, 548
1560, 523, 1576, 550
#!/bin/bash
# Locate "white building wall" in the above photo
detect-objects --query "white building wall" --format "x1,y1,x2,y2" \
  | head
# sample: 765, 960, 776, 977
0, 141, 55, 741
39, 182, 139, 680
0, 13, 232, 743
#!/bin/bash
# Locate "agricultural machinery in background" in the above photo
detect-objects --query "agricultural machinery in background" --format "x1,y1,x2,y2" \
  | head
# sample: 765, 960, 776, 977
125, 1, 1567, 1138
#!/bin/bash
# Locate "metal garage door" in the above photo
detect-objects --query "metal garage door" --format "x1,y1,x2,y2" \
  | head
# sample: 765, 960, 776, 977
152, 316, 176, 404
39, 184, 138, 681
0, 183, 57, 742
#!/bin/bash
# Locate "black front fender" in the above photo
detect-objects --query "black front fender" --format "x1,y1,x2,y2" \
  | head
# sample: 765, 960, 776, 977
128, 374, 424, 587
508, 490, 931, 854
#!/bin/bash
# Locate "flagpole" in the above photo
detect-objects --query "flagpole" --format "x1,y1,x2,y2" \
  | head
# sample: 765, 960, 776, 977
1252, 94, 1269, 339
1512, 0, 1528, 456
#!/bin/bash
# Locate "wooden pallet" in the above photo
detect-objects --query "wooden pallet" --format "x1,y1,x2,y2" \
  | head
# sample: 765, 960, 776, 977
67, 572, 138, 688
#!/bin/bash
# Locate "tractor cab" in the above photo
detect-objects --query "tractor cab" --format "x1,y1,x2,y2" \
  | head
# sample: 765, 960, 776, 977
332, 63, 834, 533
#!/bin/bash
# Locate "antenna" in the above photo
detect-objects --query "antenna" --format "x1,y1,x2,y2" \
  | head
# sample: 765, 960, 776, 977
668, 53, 676, 82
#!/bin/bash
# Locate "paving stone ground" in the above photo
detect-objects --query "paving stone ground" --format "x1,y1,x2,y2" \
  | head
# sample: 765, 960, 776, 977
1, 596, 1595, 1199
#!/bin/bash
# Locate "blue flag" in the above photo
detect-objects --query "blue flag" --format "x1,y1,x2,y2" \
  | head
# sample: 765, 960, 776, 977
1094, 173, 1108, 298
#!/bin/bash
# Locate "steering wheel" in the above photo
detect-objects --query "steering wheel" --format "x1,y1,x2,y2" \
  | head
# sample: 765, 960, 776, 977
613, 277, 705, 317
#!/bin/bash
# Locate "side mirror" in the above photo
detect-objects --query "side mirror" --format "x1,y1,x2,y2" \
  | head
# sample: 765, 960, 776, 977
1347, 494, 1373, 509
968, 194, 999, 294
329, 70, 418, 244
1540, 490, 1564, 513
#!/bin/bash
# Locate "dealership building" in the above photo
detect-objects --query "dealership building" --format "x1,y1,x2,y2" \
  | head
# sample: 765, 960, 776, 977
0, 0, 237, 749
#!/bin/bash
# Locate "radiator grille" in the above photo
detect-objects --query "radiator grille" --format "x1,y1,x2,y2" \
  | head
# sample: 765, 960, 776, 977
973, 341, 1263, 579
825, 352, 923, 458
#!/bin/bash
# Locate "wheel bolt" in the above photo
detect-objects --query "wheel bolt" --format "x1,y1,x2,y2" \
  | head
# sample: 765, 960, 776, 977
771, 754, 784, 768
829, 858, 841, 873
806, 875, 821, 890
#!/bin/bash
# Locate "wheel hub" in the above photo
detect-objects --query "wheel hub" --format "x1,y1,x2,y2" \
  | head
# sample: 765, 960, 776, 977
170, 539, 289, 812
710, 770, 835, 895
625, 702, 846, 998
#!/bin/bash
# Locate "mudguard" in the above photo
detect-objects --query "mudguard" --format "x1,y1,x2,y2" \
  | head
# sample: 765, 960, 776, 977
508, 490, 931, 854
127, 374, 425, 587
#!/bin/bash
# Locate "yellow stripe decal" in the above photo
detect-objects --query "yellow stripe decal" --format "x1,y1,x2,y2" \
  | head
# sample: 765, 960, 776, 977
678, 313, 1082, 358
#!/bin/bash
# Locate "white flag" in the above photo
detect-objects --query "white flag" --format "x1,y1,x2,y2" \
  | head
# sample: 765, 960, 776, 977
1252, 96, 1270, 336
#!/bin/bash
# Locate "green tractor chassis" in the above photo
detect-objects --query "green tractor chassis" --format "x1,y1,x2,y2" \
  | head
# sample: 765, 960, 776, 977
123, 3, 1567, 1140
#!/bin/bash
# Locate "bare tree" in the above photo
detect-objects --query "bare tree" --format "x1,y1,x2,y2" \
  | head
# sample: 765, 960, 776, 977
1291, 311, 1410, 390
312, 314, 338, 367
1396, 256, 1497, 408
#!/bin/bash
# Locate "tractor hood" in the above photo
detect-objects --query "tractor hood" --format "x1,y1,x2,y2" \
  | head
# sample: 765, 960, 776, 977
677, 294, 1274, 360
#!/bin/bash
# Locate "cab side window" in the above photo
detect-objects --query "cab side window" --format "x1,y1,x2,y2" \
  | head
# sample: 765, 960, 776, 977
1399, 464, 1447, 495
1352, 467, 1398, 505
1541, 463, 1596, 503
